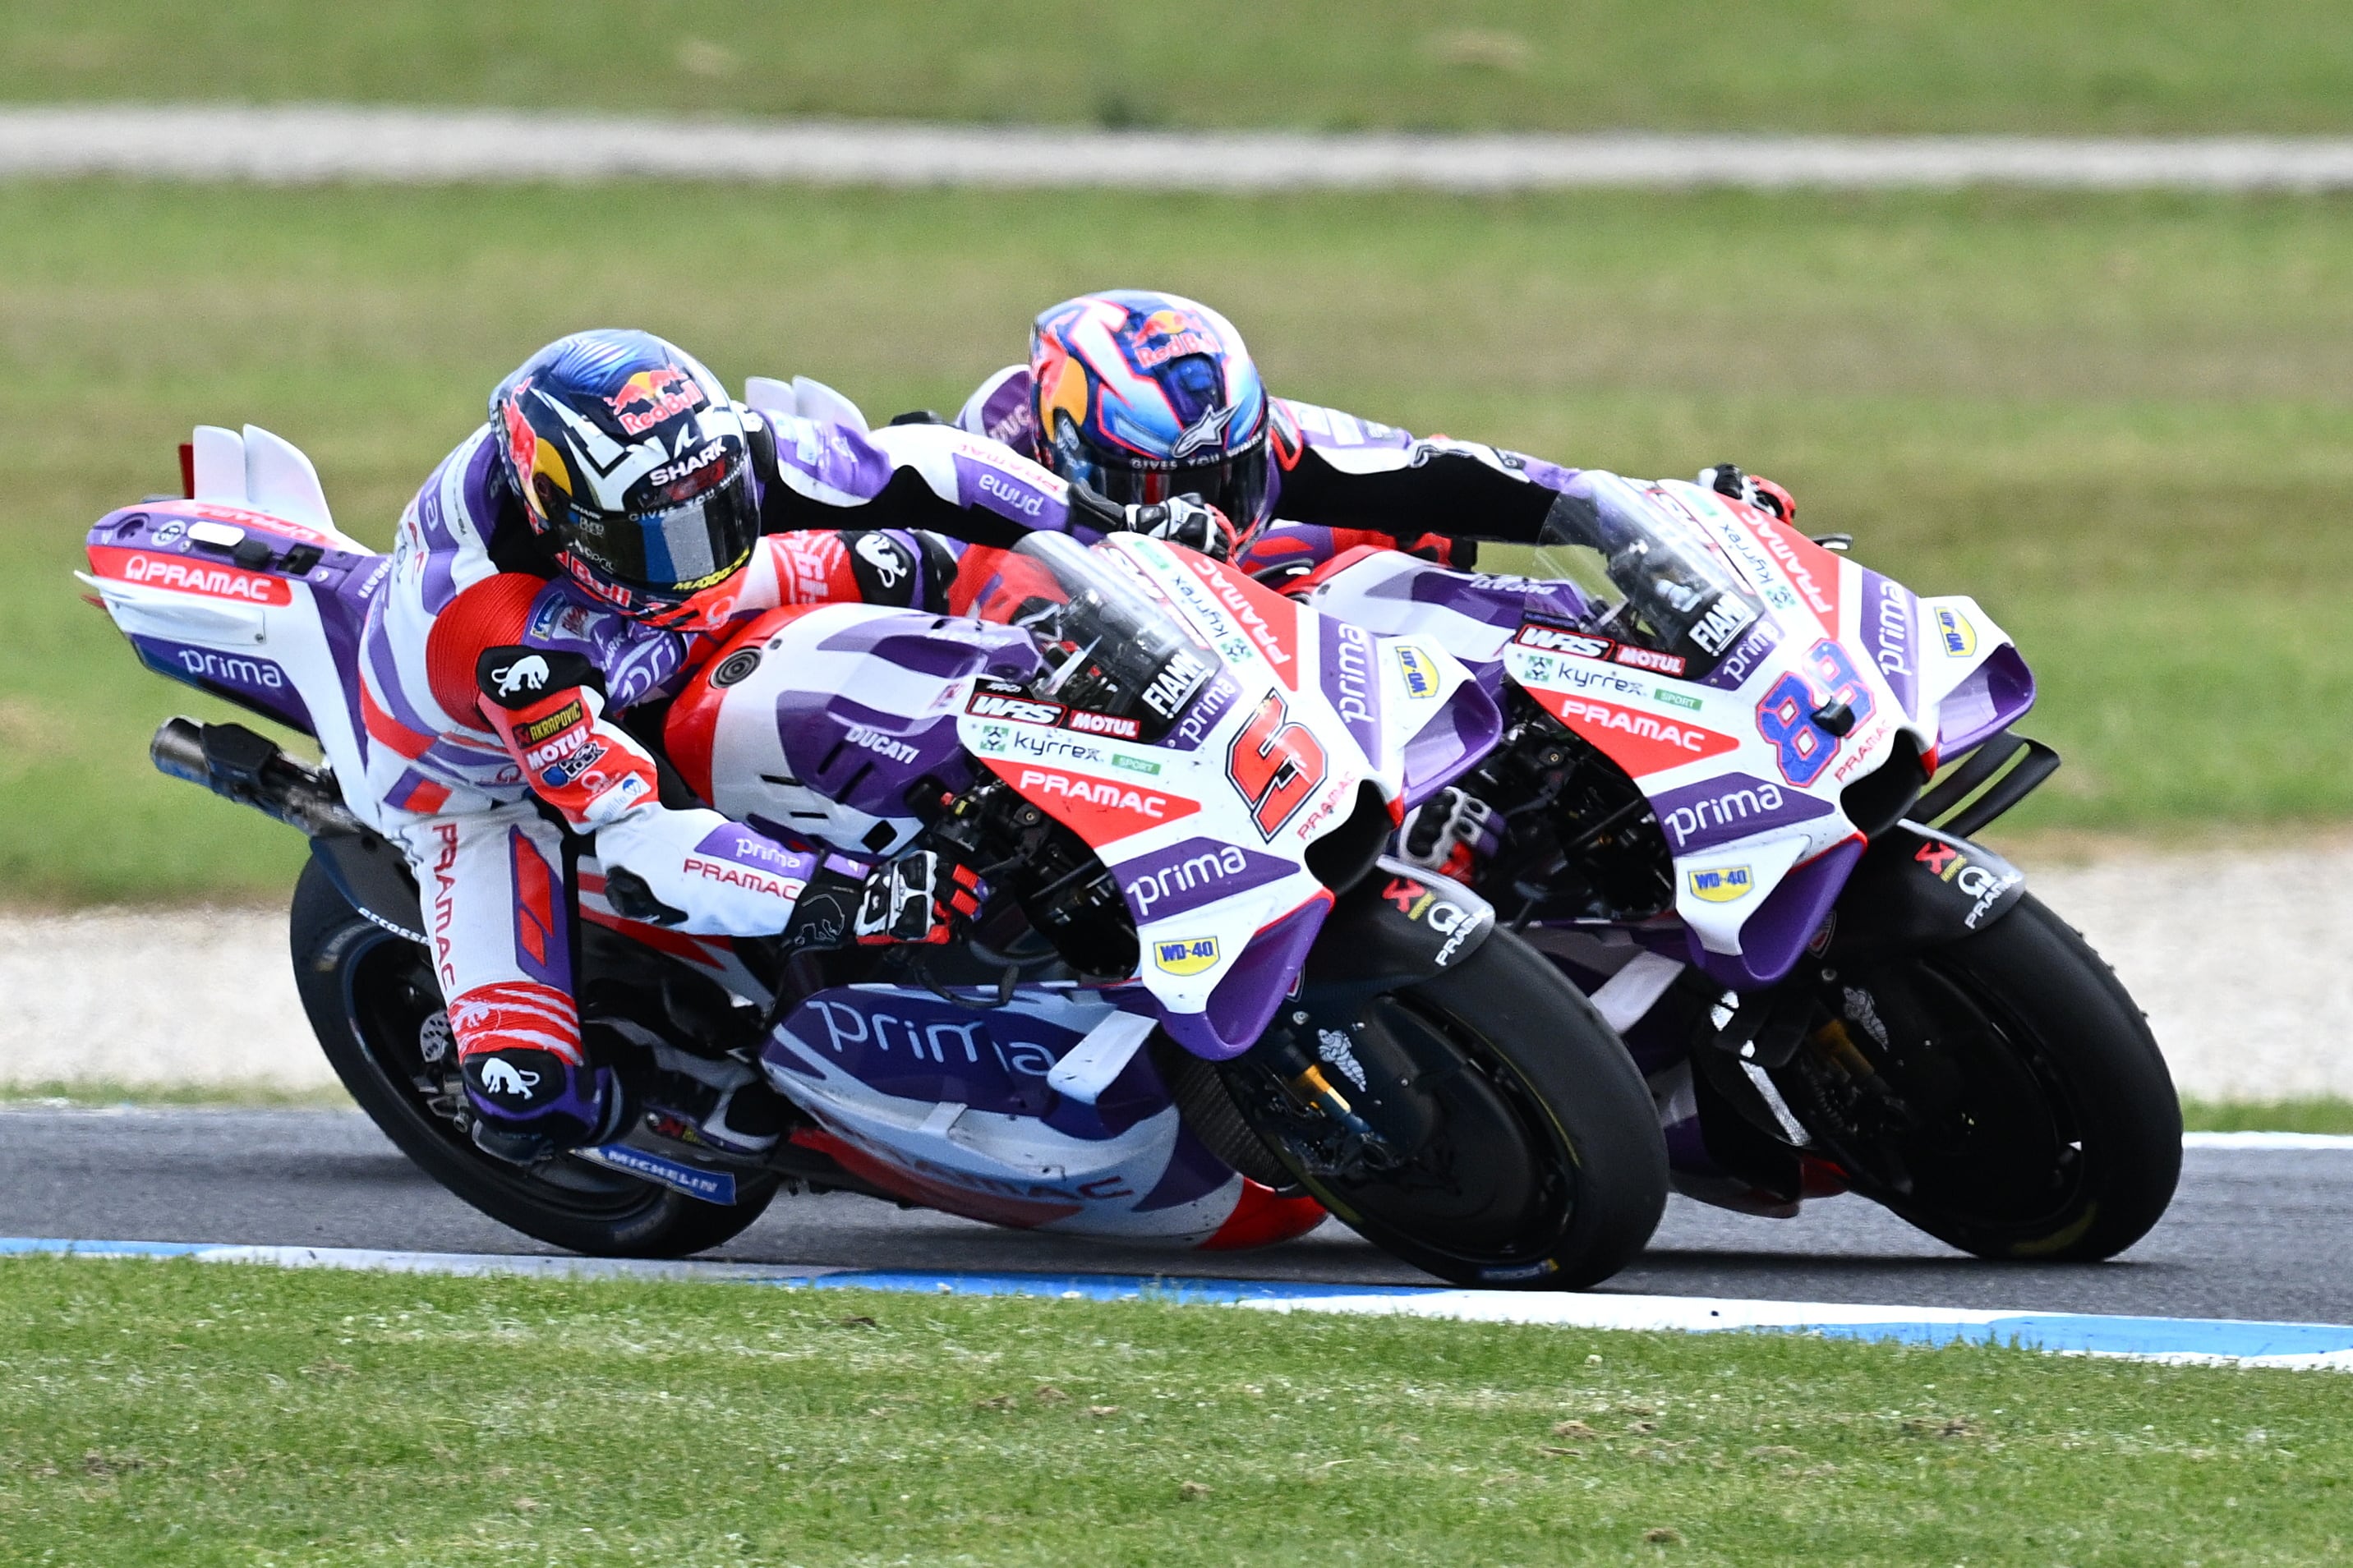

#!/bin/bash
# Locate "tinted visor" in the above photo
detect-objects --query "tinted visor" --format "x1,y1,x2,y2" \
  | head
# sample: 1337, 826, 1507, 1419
1071, 436, 1271, 526
561, 463, 760, 603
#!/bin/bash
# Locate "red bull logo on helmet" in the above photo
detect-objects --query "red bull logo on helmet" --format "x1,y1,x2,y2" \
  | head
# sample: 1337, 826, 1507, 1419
1130, 308, 1220, 372
606, 365, 706, 435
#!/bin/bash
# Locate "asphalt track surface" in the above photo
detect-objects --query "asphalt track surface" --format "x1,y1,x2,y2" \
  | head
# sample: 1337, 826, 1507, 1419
7, 1107, 2350, 1324
12, 108, 2353, 191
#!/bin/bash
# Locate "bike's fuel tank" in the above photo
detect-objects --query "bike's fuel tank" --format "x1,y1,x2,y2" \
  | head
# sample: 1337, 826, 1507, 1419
664, 602, 1044, 858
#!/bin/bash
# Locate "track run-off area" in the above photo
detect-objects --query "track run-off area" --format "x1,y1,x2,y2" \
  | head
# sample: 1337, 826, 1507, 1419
8, 1107, 2353, 1368
11, 106, 2353, 191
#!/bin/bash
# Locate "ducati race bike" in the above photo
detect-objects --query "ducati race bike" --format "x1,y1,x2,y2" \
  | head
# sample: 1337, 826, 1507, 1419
1255, 471, 2181, 1262
78, 424, 1669, 1288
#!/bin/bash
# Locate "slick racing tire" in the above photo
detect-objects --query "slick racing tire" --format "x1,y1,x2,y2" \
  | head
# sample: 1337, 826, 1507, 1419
1786, 892, 2180, 1262
287, 857, 776, 1258
1223, 928, 1668, 1290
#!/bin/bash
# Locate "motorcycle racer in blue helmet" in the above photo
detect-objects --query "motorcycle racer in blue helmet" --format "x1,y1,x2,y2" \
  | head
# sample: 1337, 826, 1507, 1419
957, 288, 1796, 575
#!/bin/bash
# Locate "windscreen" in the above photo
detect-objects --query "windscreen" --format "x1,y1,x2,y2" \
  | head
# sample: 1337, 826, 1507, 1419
1485, 474, 1763, 677
993, 532, 1216, 738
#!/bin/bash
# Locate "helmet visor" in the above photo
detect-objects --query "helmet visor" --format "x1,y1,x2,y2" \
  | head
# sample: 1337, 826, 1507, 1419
1063, 437, 1271, 528
561, 464, 760, 604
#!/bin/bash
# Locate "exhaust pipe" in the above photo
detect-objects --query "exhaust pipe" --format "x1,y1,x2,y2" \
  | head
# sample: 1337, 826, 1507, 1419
150, 716, 366, 839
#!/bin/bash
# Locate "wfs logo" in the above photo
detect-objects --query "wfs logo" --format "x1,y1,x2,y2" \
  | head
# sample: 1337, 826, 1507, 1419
1686, 866, 1756, 904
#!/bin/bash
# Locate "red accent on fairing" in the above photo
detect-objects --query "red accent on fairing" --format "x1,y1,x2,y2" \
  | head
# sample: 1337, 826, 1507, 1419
444, 979, 582, 1064
424, 572, 546, 730
944, 543, 1064, 623
177, 443, 195, 499
1731, 502, 1842, 641
398, 779, 451, 814
1180, 551, 1301, 689
1275, 544, 1391, 599
1199, 1180, 1328, 1250
361, 681, 436, 761
661, 602, 836, 803
787, 1127, 1084, 1229
85, 545, 292, 606
982, 757, 1201, 847
1522, 688, 1742, 778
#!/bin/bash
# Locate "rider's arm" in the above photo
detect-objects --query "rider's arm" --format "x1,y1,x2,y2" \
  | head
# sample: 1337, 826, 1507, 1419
1265, 397, 1579, 546
752, 411, 1117, 547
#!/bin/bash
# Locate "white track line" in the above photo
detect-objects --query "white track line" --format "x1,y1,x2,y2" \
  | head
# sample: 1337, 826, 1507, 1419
9, 1238, 2352, 1368
2182, 1130, 2353, 1151
8, 107, 2353, 191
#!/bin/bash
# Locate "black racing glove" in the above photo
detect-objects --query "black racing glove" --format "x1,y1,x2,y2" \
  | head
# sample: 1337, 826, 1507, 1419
1697, 463, 1797, 525
1119, 494, 1236, 561
854, 848, 986, 945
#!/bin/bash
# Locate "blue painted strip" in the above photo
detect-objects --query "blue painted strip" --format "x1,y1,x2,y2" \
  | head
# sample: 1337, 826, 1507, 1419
7, 1238, 2351, 1367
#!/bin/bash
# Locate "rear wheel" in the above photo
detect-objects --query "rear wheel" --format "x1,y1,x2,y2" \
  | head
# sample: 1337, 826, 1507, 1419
287, 856, 776, 1258
1778, 893, 2179, 1262
1217, 928, 1667, 1289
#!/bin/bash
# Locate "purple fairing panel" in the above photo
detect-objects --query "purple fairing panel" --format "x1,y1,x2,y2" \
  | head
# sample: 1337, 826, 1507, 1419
1648, 772, 1837, 857
1395, 567, 1589, 633
1685, 838, 1865, 991
1936, 645, 2037, 756
774, 694, 975, 820
1162, 895, 1335, 1061
1135, 1122, 1244, 1212
815, 615, 1042, 683
768, 417, 896, 504
1398, 680, 1504, 811
1697, 621, 1781, 692
1162, 669, 1241, 753
1112, 836, 1297, 926
1857, 569, 1920, 718
129, 634, 315, 733
1316, 616, 1383, 761
765, 988, 1172, 1140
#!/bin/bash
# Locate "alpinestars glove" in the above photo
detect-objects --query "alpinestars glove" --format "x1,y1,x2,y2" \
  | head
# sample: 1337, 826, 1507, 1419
1121, 495, 1236, 560
855, 848, 986, 945
1697, 463, 1797, 525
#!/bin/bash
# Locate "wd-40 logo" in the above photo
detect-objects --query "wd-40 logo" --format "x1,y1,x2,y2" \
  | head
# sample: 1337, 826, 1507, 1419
1936, 606, 1977, 657
1686, 866, 1756, 904
1153, 936, 1222, 976
1393, 644, 1440, 699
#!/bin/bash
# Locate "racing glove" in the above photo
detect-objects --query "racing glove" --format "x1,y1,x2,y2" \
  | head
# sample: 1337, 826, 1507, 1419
780, 847, 988, 953
1697, 463, 1797, 526
1121, 494, 1236, 560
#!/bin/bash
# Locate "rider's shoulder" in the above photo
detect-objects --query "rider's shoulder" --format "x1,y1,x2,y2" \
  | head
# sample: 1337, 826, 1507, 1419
955, 365, 1034, 451
1274, 398, 1415, 453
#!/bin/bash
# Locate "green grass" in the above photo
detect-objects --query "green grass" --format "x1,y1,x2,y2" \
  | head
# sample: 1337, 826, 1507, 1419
8, 0, 2353, 136
3, 1256, 2348, 1566
0, 1080, 352, 1110
7, 179, 2353, 900
2184, 1098, 2353, 1135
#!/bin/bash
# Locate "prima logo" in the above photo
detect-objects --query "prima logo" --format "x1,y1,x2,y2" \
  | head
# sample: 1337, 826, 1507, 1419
174, 647, 286, 691
1128, 843, 1253, 918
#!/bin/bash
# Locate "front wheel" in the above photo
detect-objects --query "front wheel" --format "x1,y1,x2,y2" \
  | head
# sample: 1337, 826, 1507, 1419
1218, 928, 1668, 1289
287, 856, 778, 1258
1779, 892, 2180, 1262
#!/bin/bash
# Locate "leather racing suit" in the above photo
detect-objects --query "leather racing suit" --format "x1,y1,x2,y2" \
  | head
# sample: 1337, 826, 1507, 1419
358, 409, 1087, 1147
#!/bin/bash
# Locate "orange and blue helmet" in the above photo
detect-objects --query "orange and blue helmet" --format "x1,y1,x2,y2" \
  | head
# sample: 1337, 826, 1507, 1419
491, 329, 761, 631
1029, 291, 1273, 526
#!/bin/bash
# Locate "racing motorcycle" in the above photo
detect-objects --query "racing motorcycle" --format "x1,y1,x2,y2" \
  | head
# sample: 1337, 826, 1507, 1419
76, 423, 1669, 1288
1251, 471, 2180, 1262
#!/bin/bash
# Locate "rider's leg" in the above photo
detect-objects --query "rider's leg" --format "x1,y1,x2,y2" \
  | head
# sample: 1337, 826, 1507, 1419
390, 799, 620, 1156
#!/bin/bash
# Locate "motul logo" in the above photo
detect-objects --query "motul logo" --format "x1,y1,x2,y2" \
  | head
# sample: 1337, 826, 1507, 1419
94, 547, 291, 606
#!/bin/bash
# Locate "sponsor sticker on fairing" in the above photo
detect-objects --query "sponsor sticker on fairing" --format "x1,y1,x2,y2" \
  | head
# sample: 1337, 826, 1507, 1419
1936, 606, 1977, 657
1153, 936, 1223, 976
1393, 644, 1440, 699
1686, 865, 1757, 904
1513, 622, 1614, 661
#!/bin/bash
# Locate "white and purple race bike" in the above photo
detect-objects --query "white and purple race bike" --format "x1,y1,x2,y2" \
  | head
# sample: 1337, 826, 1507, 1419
79, 425, 1668, 1288
1263, 472, 2181, 1262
